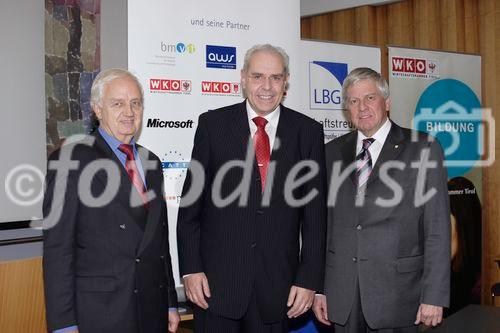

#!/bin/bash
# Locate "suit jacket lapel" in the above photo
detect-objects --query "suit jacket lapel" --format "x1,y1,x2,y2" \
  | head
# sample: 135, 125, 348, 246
339, 131, 358, 186
136, 146, 161, 255
228, 101, 252, 158
92, 132, 136, 209
271, 105, 295, 163
368, 122, 405, 186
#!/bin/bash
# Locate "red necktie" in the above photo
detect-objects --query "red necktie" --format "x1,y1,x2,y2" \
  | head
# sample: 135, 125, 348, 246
118, 144, 148, 207
252, 117, 270, 192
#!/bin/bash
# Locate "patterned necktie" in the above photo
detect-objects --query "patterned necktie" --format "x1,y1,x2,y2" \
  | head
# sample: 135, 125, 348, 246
356, 138, 375, 188
252, 117, 270, 192
118, 144, 148, 207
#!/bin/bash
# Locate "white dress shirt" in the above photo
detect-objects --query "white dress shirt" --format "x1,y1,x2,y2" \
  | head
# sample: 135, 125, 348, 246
246, 100, 280, 151
356, 118, 392, 166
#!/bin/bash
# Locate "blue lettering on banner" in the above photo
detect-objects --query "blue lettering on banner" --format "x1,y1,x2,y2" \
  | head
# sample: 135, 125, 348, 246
162, 161, 189, 169
414, 79, 482, 178
206, 45, 237, 69
309, 61, 348, 110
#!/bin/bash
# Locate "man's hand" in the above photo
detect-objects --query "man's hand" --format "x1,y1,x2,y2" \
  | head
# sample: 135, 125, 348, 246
286, 285, 315, 318
168, 310, 180, 333
415, 303, 443, 327
312, 294, 331, 326
183, 272, 211, 309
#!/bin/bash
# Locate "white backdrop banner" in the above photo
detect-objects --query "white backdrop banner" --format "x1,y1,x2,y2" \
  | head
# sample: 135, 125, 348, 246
299, 40, 381, 143
128, 0, 301, 287
388, 47, 488, 191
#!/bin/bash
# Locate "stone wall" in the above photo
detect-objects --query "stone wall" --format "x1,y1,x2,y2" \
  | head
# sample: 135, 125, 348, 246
45, 0, 100, 155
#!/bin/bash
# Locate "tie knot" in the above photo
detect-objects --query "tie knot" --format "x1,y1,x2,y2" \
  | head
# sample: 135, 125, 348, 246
362, 138, 374, 150
118, 144, 135, 160
252, 116, 268, 129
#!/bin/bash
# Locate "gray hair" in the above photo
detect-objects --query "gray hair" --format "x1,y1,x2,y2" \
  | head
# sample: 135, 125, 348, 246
342, 67, 389, 108
90, 68, 144, 109
242, 44, 290, 76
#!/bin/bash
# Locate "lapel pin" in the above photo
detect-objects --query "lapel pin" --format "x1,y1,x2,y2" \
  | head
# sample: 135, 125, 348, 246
394, 145, 399, 149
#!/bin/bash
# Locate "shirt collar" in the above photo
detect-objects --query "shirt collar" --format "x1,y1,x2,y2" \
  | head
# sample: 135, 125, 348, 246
98, 127, 137, 150
357, 118, 392, 147
246, 100, 280, 128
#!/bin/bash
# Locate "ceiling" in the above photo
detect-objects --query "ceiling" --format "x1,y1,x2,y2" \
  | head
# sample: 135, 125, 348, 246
300, 0, 402, 17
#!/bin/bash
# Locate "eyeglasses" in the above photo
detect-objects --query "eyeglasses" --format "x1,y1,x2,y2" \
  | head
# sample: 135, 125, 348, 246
105, 99, 144, 111
248, 73, 286, 85
346, 93, 381, 107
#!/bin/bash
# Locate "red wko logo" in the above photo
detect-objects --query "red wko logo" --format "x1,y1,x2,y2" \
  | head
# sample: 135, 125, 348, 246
150, 78, 192, 93
201, 81, 240, 95
391, 56, 439, 78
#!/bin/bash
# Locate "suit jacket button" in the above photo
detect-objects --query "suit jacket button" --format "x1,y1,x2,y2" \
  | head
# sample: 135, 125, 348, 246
159, 284, 164, 289
135, 258, 141, 263
160, 255, 165, 259
352, 257, 357, 262
356, 224, 362, 230
256, 210, 264, 215
251, 242, 257, 248
133, 289, 138, 294
119, 224, 126, 230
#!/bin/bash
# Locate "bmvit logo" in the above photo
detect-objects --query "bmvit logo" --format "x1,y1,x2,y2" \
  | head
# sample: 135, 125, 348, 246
201, 81, 240, 95
391, 57, 439, 78
150, 79, 192, 94
160, 42, 196, 54
206, 45, 236, 69
309, 61, 348, 110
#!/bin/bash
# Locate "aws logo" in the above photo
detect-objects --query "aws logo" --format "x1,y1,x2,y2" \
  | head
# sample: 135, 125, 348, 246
309, 61, 348, 110
206, 45, 236, 69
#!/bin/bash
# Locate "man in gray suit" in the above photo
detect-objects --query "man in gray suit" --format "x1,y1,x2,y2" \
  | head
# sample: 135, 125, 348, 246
313, 67, 450, 332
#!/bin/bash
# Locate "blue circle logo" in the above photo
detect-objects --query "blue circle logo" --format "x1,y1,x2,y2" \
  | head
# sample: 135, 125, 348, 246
414, 79, 481, 178
176, 43, 186, 53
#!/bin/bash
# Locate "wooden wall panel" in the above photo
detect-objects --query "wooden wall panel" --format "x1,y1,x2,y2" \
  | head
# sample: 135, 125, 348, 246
331, 10, 355, 43
0, 257, 47, 332
301, 0, 500, 306
464, 0, 479, 53
354, 6, 377, 45
478, 0, 500, 305
413, 0, 442, 49
387, 0, 414, 46
440, 0, 465, 51
310, 13, 334, 41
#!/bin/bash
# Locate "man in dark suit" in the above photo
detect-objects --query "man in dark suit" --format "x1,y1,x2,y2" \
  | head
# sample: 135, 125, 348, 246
42, 68, 180, 333
312, 67, 450, 333
177, 44, 327, 332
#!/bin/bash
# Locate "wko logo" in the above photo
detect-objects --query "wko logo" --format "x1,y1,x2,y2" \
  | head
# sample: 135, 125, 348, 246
150, 79, 191, 94
391, 57, 439, 79
201, 81, 241, 96
206, 45, 236, 69
161, 42, 195, 54
309, 61, 348, 110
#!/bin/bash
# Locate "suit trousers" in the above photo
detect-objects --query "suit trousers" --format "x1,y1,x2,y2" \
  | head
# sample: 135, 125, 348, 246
193, 290, 288, 333
334, 281, 419, 333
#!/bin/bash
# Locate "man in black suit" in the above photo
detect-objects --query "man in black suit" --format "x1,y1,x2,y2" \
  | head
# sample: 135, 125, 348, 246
312, 67, 450, 332
42, 68, 180, 333
177, 44, 327, 332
